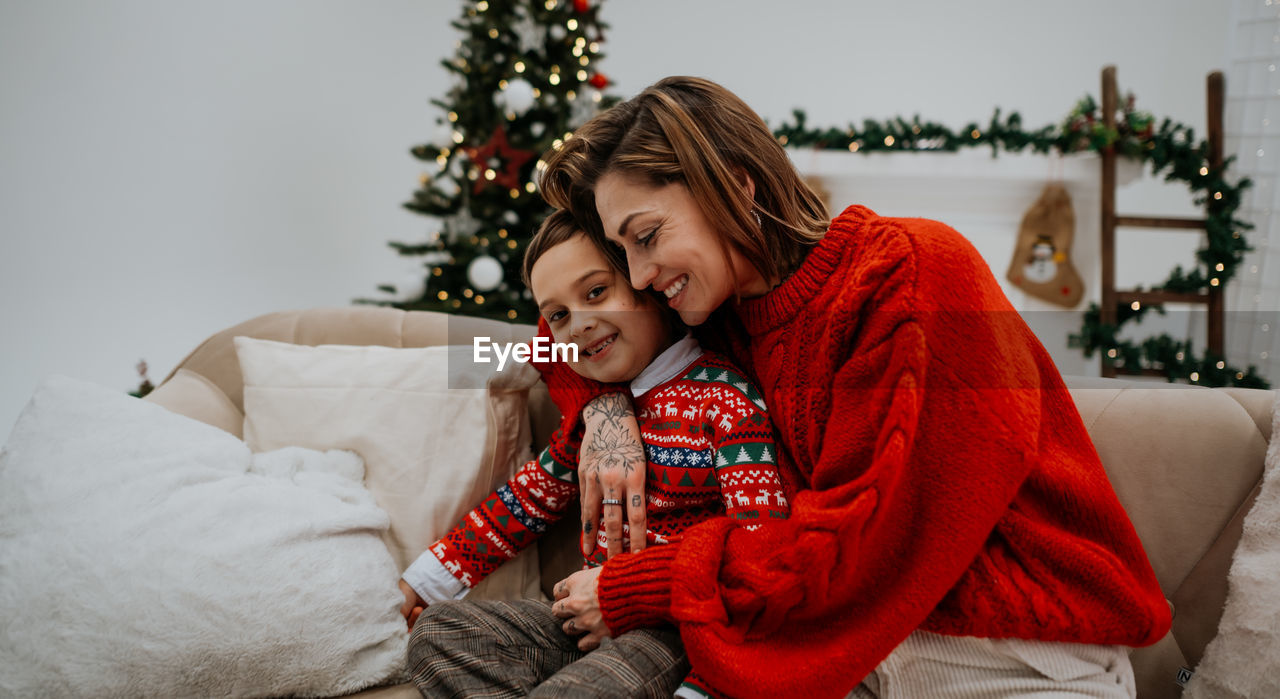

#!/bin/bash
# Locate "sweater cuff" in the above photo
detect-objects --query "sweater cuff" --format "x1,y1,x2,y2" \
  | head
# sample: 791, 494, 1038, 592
402, 548, 470, 604
597, 542, 680, 635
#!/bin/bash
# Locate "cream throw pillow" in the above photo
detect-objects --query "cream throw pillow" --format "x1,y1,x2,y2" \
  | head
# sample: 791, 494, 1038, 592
235, 337, 544, 601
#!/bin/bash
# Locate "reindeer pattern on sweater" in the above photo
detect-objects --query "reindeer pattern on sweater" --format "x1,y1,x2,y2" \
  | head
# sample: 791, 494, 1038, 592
431, 350, 788, 583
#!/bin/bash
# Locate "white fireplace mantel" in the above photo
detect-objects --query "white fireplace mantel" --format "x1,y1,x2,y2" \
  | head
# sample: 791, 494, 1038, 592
790, 149, 1143, 377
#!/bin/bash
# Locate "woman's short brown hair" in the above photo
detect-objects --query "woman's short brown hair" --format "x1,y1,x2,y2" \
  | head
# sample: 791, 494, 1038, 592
538, 76, 830, 284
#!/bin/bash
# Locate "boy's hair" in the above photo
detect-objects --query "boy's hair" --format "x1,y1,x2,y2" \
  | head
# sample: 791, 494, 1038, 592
521, 209, 582, 293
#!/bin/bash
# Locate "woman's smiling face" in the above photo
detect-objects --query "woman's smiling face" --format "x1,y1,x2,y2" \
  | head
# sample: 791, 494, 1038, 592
594, 171, 762, 326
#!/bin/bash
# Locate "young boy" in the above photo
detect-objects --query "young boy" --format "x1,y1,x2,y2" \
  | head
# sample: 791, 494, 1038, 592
399, 211, 788, 698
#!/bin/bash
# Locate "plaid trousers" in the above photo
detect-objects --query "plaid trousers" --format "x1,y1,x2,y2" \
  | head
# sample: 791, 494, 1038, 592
408, 600, 689, 698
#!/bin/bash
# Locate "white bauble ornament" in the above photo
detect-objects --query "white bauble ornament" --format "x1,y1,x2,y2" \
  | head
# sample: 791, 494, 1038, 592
503, 210, 520, 225
467, 255, 505, 292
502, 79, 537, 114
394, 273, 426, 302
529, 122, 546, 138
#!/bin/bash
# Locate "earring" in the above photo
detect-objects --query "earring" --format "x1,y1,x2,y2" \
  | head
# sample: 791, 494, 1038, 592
752, 209, 762, 227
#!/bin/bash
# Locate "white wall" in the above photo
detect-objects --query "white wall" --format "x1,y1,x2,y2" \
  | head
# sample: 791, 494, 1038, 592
0, 0, 1236, 435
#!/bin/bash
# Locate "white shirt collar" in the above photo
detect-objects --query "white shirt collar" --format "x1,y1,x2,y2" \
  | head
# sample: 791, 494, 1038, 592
630, 332, 703, 397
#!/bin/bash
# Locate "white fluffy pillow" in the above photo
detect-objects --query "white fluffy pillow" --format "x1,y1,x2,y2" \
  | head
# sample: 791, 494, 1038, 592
0, 376, 407, 698
235, 338, 544, 602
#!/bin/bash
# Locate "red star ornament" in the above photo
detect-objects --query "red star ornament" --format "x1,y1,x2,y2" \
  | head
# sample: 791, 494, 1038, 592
462, 126, 536, 195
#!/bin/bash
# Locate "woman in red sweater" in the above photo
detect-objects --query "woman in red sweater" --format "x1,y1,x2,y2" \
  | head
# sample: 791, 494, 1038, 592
536, 76, 1171, 698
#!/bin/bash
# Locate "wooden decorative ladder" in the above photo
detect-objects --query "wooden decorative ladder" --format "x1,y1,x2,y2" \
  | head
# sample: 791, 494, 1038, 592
1098, 65, 1225, 377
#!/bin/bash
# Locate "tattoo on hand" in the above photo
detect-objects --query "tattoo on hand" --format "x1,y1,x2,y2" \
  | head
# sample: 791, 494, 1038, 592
583, 395, 644, 477
583, 394, 635, 425
584, 521, 592, 533
632, 495, 641, 507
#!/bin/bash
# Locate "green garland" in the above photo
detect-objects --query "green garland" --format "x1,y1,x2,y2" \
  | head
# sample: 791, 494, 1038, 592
774, 91, 1268, 389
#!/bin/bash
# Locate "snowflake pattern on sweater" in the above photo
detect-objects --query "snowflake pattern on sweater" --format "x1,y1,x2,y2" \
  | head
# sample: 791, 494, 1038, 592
431, 350, 788, 585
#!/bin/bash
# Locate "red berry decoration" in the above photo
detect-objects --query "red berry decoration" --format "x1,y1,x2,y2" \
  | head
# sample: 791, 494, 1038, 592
589, 72, 609, 89
573, 0, 590, 11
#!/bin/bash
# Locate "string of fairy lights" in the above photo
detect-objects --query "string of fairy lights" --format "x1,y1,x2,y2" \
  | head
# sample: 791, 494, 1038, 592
775, 92, 1269, 388
374, 2, 1269, 387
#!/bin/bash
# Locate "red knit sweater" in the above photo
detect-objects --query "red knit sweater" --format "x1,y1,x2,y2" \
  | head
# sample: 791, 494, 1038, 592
542, 205, 1171, 698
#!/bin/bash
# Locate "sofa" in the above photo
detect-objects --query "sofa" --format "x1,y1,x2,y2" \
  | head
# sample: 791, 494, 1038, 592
141, 306, 1276, 699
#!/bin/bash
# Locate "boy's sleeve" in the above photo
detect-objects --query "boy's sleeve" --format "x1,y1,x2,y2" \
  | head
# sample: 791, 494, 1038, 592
415, 434, 580, 595
530, 318, 627, 436
703, 378, 789, 529
402, 549, 469, 604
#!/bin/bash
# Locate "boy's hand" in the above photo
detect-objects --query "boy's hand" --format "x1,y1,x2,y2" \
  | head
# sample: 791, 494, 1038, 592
398, 578, 426, 630
580, 394, 647, 558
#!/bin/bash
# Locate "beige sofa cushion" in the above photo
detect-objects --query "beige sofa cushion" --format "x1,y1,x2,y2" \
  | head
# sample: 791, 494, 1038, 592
1183, 389, 1280, 697
1067, 377, 1274, 698
143, 368, 244, 439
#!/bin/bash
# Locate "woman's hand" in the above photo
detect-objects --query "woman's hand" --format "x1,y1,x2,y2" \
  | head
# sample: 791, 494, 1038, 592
552, 567, 609, 651
398, 578, 425, 630
579, 394, 647, 558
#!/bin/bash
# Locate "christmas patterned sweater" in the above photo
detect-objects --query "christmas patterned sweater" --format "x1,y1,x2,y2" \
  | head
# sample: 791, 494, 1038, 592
403, 336, 788, 603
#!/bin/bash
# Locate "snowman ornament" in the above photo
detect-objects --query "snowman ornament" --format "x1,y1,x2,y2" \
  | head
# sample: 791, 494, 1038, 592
1023, 237, 1059, 284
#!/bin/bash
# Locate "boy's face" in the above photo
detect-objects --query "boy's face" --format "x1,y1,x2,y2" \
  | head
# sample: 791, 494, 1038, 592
531, 233, 673, 384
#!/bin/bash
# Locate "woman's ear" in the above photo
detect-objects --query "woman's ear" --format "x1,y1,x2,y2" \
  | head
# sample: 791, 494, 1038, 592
731, 166, 756, 203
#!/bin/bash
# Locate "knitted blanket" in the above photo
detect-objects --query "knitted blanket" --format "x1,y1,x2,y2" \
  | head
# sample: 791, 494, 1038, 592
1185, 390, 1280, 699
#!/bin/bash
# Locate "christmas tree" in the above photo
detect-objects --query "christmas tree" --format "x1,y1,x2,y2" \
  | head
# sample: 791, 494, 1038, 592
369, 0, 615, 323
